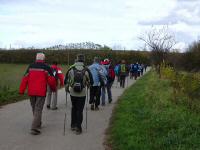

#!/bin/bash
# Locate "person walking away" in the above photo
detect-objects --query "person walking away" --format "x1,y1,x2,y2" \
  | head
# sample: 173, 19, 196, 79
100, 59, 115, 105
133, 62, 139, 80
88, 57, 107, 110
46, 61, 64, 110
137, 63, 141, 77
129, 63, 134, 79
19, 52, 56, 135
65, 54, 92, 135
106, 59, 115, 103
114, 61, 120, 84
119, 60, 128, 88
100, 60, 108, 106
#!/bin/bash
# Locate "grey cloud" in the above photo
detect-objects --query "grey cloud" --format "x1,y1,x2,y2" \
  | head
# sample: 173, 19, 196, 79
138, 0, 200, 26
138, 14, 200, 26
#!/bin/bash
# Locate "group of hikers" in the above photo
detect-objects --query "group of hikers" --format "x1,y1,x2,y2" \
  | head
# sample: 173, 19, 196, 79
19, 52, 147, 135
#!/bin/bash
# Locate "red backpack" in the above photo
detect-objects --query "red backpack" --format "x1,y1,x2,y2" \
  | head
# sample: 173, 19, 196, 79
108, 67, 115, 82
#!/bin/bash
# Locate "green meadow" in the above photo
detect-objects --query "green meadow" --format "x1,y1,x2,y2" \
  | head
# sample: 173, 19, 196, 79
0, 64, 68, 105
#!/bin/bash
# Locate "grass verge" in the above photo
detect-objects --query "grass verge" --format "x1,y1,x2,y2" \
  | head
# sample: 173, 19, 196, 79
106, 71, 200, 150
0, 64, 68, 106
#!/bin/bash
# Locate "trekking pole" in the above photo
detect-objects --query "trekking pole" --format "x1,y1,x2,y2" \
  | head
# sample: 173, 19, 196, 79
115, 77, 118, 88
126, 76, 129, 88
63, 91, 67, 136
86, 87, 88, 131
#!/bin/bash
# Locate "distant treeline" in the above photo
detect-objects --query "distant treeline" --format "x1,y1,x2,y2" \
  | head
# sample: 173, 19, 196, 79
166, 41, 200, 72
0, 49, 150, 65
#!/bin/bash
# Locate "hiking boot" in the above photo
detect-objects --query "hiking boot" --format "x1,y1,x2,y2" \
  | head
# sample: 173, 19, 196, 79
95, 106, 99, 111
101, 103, 105, 106
91, 104, 94, 110
51, 107, 58, 110
30, 129, 41, 135
75, 128, 82, 135
89, 99, 93, 104
47, 105, 50, 109
71, 125, 77, 131
37, 122, 42, 129
108, 99, 112, 103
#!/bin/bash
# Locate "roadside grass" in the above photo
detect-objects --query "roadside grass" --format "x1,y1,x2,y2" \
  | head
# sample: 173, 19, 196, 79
107, 71, 200, 150
0, 64, 68, 106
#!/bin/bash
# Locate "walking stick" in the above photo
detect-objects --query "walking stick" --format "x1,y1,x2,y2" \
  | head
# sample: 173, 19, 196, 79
63, 91, 68, 136
115, 77, 117, 88
126, 75, 129, 88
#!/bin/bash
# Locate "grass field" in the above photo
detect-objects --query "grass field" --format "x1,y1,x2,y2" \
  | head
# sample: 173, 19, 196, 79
0, 64, 68, 106
107, 71, 200, 150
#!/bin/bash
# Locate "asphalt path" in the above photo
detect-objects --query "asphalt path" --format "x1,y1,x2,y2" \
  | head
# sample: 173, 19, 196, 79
0, 69, 149, 150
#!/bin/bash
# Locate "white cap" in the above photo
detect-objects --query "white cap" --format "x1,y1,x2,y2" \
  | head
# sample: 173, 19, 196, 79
36, 53, 45, 60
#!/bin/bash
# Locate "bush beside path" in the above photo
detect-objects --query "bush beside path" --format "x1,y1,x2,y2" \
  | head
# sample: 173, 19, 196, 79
107, 70, 200, 150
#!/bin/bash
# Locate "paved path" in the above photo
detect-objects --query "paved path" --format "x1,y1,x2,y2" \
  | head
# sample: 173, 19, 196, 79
0, 70, 149, 150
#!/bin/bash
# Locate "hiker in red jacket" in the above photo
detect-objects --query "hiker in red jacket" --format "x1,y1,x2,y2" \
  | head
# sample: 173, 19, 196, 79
19, 52, 56, 135
46, 61, 64, 110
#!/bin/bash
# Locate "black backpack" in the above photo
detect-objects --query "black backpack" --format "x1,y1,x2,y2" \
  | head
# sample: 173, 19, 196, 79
72, 67, 85, 92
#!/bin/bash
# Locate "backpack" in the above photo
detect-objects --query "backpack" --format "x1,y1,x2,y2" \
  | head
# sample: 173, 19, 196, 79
134, 64, 137, 69
114, 65, 120, 75
72, 67, 85, 92
108, 67, 115, 82
120, 64, 126, 75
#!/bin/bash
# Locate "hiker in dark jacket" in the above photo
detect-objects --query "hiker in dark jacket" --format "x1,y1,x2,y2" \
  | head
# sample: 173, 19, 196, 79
65, 54, 93, 134
19, 52, 56, 135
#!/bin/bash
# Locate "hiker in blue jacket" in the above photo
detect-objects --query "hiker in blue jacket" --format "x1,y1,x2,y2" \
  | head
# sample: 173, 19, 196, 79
114, 62, 120, 83
88, 57, 107, 110
133, 62, 139, 80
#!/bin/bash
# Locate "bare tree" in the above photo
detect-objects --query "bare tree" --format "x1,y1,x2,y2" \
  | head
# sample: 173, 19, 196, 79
139, 26, 176, 77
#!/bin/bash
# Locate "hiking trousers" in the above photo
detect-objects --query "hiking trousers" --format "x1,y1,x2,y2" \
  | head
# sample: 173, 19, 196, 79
107, 81, 113, 101
133, 72, 138, 80
46, 85, 58, 109
101, 82, 113, 105
101, 86, 106, 105
120, 75, 126, 88
70, 96, 86, 129
30, 96, 45, 130
89, 86, 101, 107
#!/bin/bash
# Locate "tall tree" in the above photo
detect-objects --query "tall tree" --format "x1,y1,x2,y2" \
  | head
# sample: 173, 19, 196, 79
139, 26, 176, 76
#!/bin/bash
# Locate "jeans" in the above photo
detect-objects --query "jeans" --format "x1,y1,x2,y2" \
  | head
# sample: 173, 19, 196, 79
101, 82, 113, 105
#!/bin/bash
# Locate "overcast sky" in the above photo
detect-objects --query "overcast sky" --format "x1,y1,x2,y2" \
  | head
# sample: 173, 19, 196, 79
0, 0, 200, 51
